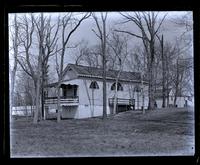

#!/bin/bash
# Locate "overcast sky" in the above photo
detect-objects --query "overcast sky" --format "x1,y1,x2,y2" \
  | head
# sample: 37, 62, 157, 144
9, 11, 193, 80
9, 11, 191, 45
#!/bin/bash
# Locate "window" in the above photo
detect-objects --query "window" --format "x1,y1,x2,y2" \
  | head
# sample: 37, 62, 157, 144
63, 87, 67, 97
134, 85, 141, 92
44, 91, 48, 98
111, 82, 123, 91
89, 81, 99, 89
67, 85, 72, 89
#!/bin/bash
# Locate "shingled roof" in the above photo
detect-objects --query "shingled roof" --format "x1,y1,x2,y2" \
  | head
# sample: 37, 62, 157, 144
64, 63, 148, 83
46, 64, 148, 88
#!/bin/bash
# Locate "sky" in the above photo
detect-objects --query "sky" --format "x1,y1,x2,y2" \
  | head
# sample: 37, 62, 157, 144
9, 11, 190, 43
9, 11, 193, 81
9, 11, 191, 49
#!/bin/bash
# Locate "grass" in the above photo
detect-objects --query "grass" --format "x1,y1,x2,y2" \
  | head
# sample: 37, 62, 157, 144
10, 107, 195, 157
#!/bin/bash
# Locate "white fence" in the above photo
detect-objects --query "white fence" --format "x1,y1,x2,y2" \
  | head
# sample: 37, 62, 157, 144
12, 105, 58, 116
12, 106, 35, 116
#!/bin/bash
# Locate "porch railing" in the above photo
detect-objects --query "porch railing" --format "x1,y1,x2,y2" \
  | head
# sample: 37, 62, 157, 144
108, 98, 135, 106
45, 96, 79, 105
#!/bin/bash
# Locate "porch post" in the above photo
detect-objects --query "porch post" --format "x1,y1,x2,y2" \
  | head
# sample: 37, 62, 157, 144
44, 105, 46, 120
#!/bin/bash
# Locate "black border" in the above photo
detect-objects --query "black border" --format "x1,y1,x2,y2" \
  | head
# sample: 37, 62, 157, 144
1, 0, 200, 164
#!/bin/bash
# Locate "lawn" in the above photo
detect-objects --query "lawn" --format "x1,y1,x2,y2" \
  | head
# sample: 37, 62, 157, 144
10, 107, 195, 157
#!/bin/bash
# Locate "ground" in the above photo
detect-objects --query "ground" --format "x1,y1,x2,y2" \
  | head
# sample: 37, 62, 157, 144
10, 107, 195, 157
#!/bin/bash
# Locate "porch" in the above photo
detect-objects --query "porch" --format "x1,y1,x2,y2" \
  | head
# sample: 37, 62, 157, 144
44, 96, 79, 106
44, 84, 79, 106
109, 98, 135, 113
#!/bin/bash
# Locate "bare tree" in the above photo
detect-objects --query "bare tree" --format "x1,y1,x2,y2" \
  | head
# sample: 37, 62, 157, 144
116, 12, 167, 110
126, 45, 147, 75
9, 14, 20, 119
17, 13, 60, 123
157, 37, 193, 107
87, 45, 108, 68
173, 56, 193, 107
171, 12, 193, 45
127, 45, 148, 113
16, 14, 39, 123
38, 15, 60, 119
55, 13, 91, 122
74, 40, 92, 65
163, 42, 180, 107
92, 12, 108, 119
156, 34, 167, 107
171, 12, 193, 106
15, 70, 35, 116
107, 32, 129, 114
173, 57, 184, 107
155, 35, 187, 108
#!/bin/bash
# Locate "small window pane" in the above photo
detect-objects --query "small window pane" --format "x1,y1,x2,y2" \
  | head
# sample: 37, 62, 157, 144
89, 81, 99, 89
111, 82, 123, 91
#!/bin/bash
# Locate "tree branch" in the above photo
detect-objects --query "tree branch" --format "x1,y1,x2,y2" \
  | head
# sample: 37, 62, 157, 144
92, 28, 102, 39
114, 29, 144, 39
154, 13, 168, 35
64, 13, 91, 46
17, 58, 32, 77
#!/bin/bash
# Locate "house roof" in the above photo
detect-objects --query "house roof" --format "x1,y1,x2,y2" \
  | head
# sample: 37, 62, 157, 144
64, 63, 148, 83
46, 64, 148, 88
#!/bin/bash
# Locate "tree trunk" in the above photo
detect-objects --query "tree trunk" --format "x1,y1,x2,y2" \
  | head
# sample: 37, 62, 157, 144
166, 83, 170, 107
92, 89, 94, 117
174, 59, 179, 107
173, 94, 177, 107
57, 86, 61, 122
142, 92, 145, 114
83, 80, 92, 117
33, 78, 40, 124
102, 67, 107, 118
41, 76, 44, 119
92, 13, 107, 119
113, 80, 119, 114
148, 61, 155, 110
10, 14, 18, 120
10, 70, 16, 118
166, 58, 170, 107
116, 12, 166, 111
33, 13, 44, 123
162, 86, 166, 108
161, 35, 166, 108
102, 15, 107, 119
102, 42, 107, 118
174, 63, 184, 107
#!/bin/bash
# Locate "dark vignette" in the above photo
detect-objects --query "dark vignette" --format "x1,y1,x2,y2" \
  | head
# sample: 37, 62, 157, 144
1, 0, 199, 164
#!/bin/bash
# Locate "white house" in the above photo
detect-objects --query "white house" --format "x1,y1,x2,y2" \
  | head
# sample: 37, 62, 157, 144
155, 88, 194, 108
44, 64, 149, 119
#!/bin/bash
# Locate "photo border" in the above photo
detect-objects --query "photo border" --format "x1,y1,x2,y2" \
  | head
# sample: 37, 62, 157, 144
1, 0, 199, 164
